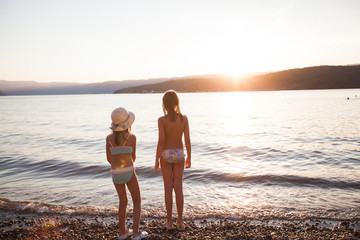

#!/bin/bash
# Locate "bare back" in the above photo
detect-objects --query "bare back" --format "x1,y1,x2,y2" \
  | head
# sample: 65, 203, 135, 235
159, 115, 188, 150
155, 112, 191, 171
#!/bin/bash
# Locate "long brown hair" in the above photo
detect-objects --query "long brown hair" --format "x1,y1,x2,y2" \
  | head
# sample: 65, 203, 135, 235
162, 90, 183, 122
113, 128, 131, 146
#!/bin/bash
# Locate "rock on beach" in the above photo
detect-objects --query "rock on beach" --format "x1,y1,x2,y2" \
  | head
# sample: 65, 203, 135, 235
0, 211, 359, 240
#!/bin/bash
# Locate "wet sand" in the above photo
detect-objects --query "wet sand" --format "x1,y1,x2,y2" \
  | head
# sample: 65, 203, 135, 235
1, 210, 359, 240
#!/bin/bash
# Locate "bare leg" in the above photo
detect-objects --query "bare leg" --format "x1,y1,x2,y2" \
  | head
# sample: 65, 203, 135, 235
173, 159, 185, 229
114, 182, 128, 236
126, 172, 141, 237
160, 158, 174, 229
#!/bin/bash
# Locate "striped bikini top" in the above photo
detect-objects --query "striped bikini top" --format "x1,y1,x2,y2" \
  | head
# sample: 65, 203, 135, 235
108, 134, 133, 155
108, 133, 135, 174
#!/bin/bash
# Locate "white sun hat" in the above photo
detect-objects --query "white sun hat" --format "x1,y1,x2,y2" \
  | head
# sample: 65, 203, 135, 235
109, 107, 135, 131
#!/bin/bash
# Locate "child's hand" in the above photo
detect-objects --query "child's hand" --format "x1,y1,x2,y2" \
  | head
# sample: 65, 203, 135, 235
155, 160, 161, 172
185, 157, 191, 168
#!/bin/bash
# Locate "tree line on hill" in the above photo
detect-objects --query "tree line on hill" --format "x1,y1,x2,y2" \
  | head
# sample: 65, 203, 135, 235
114, 65, 360, 93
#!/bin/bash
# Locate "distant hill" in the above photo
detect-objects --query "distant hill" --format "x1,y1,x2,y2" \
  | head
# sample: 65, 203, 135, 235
0, 90, 6, 96
114, 65, 360, 93
114, 74, 236, 93
245, 65, 360, 91
0, 78, 167, 95
2, 65, 359, 95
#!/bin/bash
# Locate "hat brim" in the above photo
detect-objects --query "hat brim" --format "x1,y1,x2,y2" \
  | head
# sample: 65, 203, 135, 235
109, 111, 135, 131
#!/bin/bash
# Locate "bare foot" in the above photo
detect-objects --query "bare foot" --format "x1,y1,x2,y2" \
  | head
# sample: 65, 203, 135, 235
176, 220, 185, 231
164, 221, 174, 230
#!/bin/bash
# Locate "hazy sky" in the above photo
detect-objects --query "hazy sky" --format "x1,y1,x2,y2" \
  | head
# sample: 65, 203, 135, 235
1, 0, 359, 83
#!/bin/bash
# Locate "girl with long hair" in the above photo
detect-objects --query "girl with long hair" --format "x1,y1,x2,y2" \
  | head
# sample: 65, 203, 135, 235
155, 90, 192, 231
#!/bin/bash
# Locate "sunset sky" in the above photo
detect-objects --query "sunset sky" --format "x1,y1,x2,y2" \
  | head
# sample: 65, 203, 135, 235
1, 0, 359, 83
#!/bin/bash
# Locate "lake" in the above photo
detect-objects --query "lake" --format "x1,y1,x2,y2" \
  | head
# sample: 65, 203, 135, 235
0, 89, 359, 221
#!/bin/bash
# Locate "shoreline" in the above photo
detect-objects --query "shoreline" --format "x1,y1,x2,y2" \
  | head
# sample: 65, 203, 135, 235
1, 210, 359, 239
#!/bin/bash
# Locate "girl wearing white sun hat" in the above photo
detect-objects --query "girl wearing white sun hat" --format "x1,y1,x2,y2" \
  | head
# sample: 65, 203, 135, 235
106, 107, 148, 240
109, 107, 135, 131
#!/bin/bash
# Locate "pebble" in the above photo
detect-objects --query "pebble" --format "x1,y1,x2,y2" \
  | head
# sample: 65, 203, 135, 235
0, 215, 359, 240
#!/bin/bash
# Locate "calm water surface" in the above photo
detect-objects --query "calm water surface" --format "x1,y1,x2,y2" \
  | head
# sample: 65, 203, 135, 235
0, 89, 359, 220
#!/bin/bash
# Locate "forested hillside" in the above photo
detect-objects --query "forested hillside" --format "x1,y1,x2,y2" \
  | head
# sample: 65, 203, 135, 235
114, 65, 360, 93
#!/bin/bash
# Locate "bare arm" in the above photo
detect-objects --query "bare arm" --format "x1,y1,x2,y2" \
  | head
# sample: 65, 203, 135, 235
132, 134, 137, 162
155, 117, 165, 172
184, 116, 191, 168
106, 136, 112, 164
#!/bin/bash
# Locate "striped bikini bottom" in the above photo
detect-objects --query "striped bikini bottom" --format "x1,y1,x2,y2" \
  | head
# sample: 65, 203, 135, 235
111, 166, 135, 184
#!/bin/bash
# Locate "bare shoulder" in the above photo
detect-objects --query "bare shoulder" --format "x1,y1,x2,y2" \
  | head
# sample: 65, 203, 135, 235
158, 116, 166, 124
106, 133, 113, 141
129, 133, 137, 143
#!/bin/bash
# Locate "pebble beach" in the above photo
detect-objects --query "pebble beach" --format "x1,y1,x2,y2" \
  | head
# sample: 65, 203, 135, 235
1, 210, 359, 240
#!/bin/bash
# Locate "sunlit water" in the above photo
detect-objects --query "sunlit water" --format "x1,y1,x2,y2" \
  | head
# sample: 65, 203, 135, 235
0, 89, 359, 220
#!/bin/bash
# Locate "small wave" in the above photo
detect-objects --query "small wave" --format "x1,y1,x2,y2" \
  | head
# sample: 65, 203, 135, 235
1, 198, 359, 222
0, 156, 109, 179
2, 155, 359, 190
0, 155, 164, 180
0, 198, 117, 216
184, 169, 360, 189
199, 145, 228, 155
